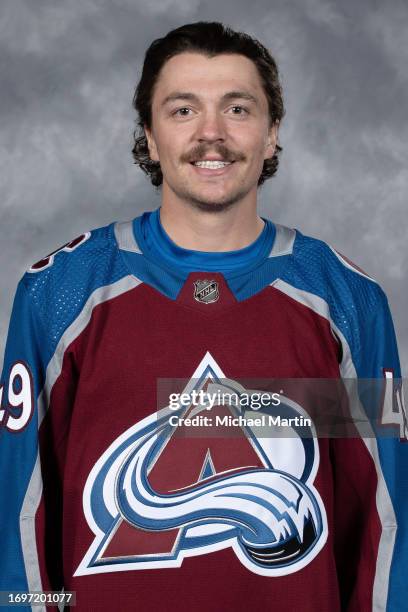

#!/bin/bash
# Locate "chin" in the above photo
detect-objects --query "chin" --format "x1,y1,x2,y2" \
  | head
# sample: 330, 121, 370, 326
170, 179, 250, 212
186, 190, 245, 213
189, 200, 237, 214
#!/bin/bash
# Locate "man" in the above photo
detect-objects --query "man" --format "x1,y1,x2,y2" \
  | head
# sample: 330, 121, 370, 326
0, 21, 406, 612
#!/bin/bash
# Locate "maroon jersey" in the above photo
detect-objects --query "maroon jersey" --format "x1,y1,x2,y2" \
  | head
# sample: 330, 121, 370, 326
1, 208, 406, 611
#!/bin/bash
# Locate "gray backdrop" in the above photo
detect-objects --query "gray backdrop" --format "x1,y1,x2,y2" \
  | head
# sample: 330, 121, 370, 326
1, 0, 407, 371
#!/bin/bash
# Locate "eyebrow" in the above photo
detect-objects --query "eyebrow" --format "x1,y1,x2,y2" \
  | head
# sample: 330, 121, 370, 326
161, 90, 259, 107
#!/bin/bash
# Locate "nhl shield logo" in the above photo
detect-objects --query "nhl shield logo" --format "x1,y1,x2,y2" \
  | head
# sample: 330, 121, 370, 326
193, 279, 219, 304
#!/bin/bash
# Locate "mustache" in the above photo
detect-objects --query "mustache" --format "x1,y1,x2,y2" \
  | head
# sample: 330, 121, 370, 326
181, 144, 245, 163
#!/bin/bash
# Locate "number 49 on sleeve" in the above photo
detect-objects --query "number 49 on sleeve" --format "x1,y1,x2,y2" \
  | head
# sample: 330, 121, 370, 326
380, 369, 408, 441
0, 361, 34, 433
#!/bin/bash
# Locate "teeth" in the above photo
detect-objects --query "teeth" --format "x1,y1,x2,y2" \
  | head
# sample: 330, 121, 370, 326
194, 161, 232, 169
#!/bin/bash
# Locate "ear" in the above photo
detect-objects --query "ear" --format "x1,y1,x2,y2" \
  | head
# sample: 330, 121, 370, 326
264, 120, 279, 160
144, 125, 159, 162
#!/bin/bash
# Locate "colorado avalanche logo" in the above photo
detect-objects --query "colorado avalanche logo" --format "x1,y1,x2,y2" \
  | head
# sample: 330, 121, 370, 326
75, 352, 328, 577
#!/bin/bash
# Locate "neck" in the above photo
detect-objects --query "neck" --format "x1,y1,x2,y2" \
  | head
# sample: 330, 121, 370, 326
159, 191, 265, 253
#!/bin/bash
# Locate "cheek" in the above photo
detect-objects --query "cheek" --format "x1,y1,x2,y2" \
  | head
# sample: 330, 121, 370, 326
245, 143, 268, 169
159, 135, 185, 165
239, 129, 268, 156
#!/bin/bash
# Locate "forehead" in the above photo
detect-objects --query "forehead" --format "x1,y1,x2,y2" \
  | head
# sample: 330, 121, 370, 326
152, 52, 267, 105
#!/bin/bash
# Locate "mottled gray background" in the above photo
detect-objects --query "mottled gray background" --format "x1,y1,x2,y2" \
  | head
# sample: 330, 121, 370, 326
1, 0, 407, 371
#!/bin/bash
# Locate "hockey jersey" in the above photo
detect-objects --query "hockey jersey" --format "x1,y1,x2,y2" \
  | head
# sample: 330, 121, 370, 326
0, 206, 406, 611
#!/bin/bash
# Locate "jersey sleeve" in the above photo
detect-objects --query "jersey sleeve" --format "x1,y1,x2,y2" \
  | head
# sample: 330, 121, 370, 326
331, 288, 407, 611
0, 278, 64, 610
357, 290, 407, 611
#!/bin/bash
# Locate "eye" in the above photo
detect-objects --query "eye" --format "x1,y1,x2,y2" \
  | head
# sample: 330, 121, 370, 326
229, 105, 249, 115
172, 107, 192, 117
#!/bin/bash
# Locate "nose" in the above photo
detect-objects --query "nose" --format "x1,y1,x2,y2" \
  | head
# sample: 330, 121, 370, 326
195, 110, 227, 143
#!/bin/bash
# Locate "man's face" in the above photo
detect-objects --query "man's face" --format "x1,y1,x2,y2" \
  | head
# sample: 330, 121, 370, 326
144, 52, 278, 213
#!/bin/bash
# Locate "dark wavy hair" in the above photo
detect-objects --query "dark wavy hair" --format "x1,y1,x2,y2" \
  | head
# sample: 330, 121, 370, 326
132, 21, 285, 188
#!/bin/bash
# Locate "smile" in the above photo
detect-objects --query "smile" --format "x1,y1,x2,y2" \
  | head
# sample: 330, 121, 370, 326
189, 161, 236, 176
194, 160, 232, 168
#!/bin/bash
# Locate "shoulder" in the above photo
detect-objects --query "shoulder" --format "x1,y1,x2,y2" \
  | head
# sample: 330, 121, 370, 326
275, 225, 389, 357
22, 220, 130, 290
18, 220, 130, 348
25, 222, 112, 276
289, 227, 386, 306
